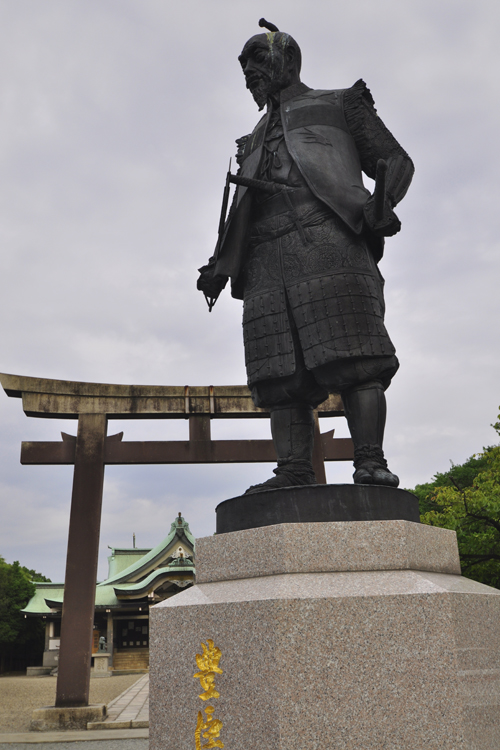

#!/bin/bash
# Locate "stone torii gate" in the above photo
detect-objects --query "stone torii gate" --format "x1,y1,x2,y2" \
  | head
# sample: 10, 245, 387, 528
0, 372, 353, 716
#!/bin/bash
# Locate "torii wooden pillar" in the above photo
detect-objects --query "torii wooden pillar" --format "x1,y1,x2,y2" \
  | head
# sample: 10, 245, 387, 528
0, 373, 353, 708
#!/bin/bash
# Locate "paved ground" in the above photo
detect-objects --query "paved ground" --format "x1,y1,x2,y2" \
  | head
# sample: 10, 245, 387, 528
0, 735, 147, 749
88, 675, 149, 730
0, 673, 149, 746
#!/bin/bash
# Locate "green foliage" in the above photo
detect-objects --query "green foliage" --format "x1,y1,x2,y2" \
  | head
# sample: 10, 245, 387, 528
20, 566, 51, 584
411, 413, 500, 588
412, 450, 493, 514
0, 557, 50, 671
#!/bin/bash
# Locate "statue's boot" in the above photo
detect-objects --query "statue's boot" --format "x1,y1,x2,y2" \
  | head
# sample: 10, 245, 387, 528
342, 382, 399, 488
245, 405, 317, 494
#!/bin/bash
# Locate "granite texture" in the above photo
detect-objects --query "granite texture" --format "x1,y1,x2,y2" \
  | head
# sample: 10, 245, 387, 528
149, 525, 500, 750
195, 520, 461, 583
30, 705, 106, 731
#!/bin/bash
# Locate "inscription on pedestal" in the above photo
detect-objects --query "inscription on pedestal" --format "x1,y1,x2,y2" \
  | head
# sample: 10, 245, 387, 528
193, 639, 224, 749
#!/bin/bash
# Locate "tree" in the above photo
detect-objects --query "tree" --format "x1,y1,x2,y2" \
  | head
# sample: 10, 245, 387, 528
410, 413, 500, 589
411, 450, 492, 515
0, 556, 50, 673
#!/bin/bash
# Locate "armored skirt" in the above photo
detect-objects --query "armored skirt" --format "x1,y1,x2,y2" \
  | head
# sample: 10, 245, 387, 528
241, 187, 397, 388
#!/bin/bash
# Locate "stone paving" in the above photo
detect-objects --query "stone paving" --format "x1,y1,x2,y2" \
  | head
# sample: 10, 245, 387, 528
0, 674, 150, 745
0, 731, 148, 746
88, 674, 149, 730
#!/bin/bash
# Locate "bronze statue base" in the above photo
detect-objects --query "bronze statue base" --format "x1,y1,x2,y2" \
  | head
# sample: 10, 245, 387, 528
215, 483, 420, 534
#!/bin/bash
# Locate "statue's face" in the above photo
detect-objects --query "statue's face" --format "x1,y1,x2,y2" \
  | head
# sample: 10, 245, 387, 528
238, 33, 291, 110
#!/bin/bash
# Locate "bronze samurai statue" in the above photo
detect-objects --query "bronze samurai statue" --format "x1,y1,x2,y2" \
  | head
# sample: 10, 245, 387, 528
197, 19, 414, 494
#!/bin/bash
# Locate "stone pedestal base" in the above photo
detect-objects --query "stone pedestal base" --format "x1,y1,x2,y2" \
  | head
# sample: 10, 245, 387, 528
92, 652, 111, 677
150, 520, 500, 750
30, 704, 106, 731
26, 666, 52, 676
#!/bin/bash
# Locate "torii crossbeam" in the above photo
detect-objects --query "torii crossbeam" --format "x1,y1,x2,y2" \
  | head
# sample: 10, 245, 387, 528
0, 373, 353, 708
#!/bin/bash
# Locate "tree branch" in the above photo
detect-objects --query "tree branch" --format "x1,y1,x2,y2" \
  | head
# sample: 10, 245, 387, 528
464, 512, 500, 535
461, 553, 500, 562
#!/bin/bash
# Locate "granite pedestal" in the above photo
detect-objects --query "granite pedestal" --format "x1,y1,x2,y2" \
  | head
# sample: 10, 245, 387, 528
150, 519, 500, 749
30, 704, 106, 731
92, 652, 111, 677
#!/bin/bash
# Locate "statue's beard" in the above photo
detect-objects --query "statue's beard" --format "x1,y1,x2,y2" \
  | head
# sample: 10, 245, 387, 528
249, 79, 269, 110
248, 72, 289, 111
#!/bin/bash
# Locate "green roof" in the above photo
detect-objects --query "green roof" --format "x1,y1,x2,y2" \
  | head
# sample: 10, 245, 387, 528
94, 585, 120, 607
21, 583, 65, 615
23, 513, 196, 615
112, 564, 194, 597
98, 514, 195, 587
107, 548, 152, 579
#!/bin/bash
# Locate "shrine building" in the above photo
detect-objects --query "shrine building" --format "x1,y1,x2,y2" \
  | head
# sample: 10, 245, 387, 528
22, 513, 195, 673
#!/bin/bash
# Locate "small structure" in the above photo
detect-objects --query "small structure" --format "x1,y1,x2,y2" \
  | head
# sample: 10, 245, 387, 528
92, 651, 110, 678
23, 513, 195, 673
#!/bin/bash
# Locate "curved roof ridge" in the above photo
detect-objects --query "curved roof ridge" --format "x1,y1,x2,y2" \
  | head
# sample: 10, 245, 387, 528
21, 583, 65, 615
98, 514, 194, 587
112, 565, 194, 596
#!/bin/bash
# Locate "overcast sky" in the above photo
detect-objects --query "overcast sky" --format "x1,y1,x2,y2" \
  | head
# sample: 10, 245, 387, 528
0, 0, 499, 582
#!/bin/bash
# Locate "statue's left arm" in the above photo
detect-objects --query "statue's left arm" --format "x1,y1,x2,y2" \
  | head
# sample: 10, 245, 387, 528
344, 79, 414, 238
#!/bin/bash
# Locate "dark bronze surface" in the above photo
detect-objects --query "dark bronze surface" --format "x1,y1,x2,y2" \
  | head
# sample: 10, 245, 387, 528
216, 484, 420, 534
198, 24, 414, 493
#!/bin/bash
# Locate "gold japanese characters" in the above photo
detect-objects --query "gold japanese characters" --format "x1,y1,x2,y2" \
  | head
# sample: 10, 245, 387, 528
193, 639, 224, 749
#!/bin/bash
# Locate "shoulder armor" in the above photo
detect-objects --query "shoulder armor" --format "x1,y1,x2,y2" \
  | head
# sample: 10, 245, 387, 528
349, 79, 376, 108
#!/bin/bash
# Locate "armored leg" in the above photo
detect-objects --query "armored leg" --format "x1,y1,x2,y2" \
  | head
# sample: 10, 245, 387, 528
341, 381, 399, 488
245, 404, 317, 494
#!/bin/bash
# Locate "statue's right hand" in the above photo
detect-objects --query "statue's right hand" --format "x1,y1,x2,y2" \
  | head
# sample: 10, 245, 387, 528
197, 262, 228, 298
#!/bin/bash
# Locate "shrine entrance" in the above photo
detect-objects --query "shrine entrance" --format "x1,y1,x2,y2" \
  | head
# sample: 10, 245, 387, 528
0, 373, 353, 708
